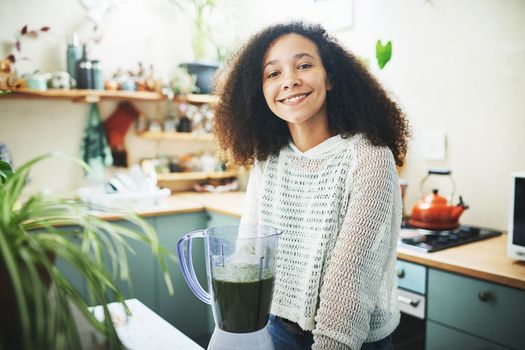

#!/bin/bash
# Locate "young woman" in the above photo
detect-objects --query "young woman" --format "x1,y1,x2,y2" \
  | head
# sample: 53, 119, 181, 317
213, 22, 410, 350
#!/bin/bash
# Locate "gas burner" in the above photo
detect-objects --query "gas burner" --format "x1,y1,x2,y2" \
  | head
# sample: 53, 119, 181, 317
398, 222, 502, 253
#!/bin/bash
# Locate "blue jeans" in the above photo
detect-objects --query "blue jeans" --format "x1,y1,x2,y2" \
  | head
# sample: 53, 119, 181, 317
268, 314, 394, 350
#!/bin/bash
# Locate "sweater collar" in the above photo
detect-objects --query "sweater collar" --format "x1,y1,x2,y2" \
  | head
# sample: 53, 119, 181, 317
288, 134, 348, 158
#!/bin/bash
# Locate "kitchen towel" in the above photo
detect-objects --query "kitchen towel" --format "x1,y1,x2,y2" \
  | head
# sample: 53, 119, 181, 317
80, 103, 113, 179
104, 101, 140, 167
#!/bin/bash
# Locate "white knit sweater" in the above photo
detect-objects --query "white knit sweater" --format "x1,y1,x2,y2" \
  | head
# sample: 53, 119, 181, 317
240, 134, 402, 350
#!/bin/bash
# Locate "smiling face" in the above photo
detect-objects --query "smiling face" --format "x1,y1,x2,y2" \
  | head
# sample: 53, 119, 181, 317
262, 33, 332, 130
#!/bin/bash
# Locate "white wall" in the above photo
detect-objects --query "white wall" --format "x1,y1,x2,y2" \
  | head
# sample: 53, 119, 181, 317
1, 0, 524, 230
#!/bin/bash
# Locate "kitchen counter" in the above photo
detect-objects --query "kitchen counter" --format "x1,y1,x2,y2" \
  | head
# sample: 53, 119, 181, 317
398, 235, 525, 290
90, 299, 204, 350
100, 191, 525, 291
97, 191, 245, 221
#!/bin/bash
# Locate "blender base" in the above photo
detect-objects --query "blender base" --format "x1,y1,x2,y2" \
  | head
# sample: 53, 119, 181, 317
208, 326, 275, 350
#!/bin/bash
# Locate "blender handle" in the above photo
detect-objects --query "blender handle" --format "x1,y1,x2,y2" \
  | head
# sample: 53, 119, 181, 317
177, 230, 211, 305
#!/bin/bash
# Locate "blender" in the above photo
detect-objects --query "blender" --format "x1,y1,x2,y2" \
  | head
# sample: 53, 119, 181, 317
177, 224, 281, 350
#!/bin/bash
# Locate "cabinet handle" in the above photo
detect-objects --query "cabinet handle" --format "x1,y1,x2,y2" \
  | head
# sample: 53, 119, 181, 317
398, 295, 420, 307
396, 268, 405, 278
478, 291, 491, 302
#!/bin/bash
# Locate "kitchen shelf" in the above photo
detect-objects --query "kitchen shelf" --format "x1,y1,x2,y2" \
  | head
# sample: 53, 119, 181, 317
174, 94, 218, 104
138, 131, 214, 141
3, 89, 218, 104
157, 170, 237, 182
5, 88, 162, 102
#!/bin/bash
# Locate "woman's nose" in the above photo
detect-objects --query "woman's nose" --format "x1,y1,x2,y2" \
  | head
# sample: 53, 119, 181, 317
282, 74, 301, 89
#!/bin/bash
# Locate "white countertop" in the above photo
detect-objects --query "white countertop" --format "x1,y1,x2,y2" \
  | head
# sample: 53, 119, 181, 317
91, 299, 204, 350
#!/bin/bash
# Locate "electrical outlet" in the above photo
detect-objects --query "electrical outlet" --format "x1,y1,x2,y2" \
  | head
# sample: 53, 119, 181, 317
421, 129, 446, 160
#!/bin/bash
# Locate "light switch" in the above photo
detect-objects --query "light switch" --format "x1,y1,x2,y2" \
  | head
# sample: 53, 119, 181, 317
421, 129, 446, 160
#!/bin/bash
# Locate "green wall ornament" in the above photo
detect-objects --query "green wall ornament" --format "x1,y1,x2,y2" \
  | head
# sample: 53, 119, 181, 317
376, 40, 392, 69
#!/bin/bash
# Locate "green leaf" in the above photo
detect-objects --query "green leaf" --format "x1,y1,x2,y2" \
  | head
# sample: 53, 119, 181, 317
0, 160, 14, 184
0, 153, 173, 349
376, 40, 392, 70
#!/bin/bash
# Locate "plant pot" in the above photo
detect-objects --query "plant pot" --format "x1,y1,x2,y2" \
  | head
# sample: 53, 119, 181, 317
179, 61, 219, 94
0, 252, 55, 349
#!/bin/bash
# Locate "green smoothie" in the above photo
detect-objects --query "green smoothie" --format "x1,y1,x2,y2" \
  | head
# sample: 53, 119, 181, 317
211, 264, 275, 333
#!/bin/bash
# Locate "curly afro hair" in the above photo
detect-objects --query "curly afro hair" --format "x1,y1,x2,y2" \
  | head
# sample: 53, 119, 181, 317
213, 21, 410, 166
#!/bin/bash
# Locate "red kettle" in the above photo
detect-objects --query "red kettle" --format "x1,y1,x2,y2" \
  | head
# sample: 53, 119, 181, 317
409, 170, 468, 230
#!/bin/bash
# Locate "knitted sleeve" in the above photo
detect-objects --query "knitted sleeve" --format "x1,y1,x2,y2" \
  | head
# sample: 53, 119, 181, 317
312, 143, 399, 350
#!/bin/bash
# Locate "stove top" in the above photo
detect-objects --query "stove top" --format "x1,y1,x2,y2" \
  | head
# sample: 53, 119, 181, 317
398, 222, 502, 253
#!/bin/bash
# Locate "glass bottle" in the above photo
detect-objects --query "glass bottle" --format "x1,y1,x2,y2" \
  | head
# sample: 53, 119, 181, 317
92, 60, 104, 90
66, 32, 81, 86
177, 102, 191, 132
76, 44, 93, 89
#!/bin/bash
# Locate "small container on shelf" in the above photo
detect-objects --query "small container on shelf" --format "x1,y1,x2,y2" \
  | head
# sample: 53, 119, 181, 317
92, 60, 104, 90
163, 115, 177, 132
148, 119, 162, 133
176, 102, 191, 132
136, 114, 149, 133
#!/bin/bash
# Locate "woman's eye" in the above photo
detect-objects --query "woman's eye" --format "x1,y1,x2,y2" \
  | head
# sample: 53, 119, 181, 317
298, 63, 312, 70
267, 71, 280, 78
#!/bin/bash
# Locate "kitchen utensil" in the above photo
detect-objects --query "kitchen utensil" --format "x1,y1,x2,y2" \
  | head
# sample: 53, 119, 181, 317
178, 225, 281, 350
409, 169, 468, 230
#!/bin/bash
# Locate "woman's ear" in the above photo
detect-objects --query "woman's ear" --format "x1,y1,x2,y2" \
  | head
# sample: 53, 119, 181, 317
327, 80, 333, 91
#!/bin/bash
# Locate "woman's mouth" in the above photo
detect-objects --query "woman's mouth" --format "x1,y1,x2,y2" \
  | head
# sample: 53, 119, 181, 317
278, 92, 311, 105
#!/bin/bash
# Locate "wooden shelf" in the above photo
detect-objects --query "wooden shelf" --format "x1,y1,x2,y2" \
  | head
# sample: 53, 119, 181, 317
5, 88, 162, 102
2, 89, 218, 104
175, 94, 218, 104
138, 131, 214, 141
157, 170, 237, 182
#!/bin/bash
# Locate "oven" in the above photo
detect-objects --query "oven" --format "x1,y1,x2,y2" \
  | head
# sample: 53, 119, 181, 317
392, 259, 427, 350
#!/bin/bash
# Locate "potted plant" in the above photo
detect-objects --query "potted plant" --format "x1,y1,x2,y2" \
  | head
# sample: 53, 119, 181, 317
170, 0, 221, 94
0, 153, 173, 349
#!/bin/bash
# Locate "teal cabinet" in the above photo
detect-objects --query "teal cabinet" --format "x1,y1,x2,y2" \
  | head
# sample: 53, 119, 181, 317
55, 220, 157, 309
110, 218, 157, 310
396, 259, 427, 295
426, 321, 508, 350
427, 268, 525, 349
206, 211, 241, 227
155, 212, 209, 343
54, 227, 87, 299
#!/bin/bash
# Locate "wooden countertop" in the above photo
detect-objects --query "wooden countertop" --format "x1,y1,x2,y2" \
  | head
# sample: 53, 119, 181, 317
398, 235, 525, 290
100, 192, 525, 291
96, 192, 245, 221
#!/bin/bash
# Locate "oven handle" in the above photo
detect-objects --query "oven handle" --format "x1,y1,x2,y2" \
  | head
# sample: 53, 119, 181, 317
398, 294, 420, 307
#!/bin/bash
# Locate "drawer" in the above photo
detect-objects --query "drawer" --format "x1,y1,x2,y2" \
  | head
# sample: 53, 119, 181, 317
428, 268, 525, 349
426, 321, 509, 350
396, 259, 427, 294
397, 288, 425, 319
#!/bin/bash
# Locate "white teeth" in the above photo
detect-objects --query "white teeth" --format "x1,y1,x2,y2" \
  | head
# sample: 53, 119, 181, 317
283, 94, 307, 103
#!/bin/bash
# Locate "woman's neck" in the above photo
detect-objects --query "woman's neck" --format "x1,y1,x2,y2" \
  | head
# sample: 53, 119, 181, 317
288, 119, 333, 152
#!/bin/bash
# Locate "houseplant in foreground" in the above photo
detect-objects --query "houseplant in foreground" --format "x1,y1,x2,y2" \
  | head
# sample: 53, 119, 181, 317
0, 153, 174, 349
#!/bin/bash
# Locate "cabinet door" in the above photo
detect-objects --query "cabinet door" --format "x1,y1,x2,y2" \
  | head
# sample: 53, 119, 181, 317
155, 212, 209, 342
54, 226, 88, 300
55, 220, 157, 309
207, 211, 240, 227
428, 268, 525, 349
396, 259, 427, 295
110, 218, 157, 311
426, 321, 509, 350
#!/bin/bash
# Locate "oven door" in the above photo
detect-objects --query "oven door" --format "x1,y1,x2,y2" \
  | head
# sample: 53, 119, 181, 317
392, 289, 426, 350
